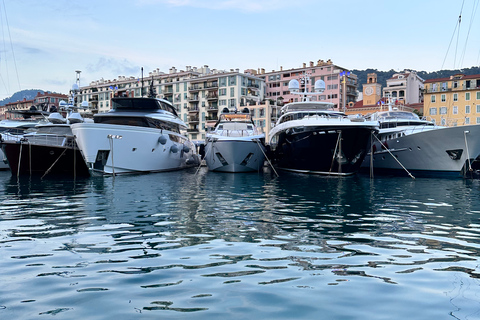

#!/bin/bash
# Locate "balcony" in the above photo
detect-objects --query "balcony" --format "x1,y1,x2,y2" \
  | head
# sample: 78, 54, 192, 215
163, 87, 173, 95
188, 85, 202, 92
188, 117, 199, 123
188, 95, 199, 102
206, 93, 218, 100
208, 104, 218, 111
206, 116, 218, 121
187, 128, 199, 133
188, 106, 199, 113
205, 82, 218, 89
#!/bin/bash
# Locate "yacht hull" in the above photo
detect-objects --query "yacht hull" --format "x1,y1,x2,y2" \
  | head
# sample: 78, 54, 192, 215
362, 124, 480, 178
72, 123, 198, 174
271, 126, 374, 175
1, 141, 89, 176
204, 138, 265, 173
0, 149, 9, 170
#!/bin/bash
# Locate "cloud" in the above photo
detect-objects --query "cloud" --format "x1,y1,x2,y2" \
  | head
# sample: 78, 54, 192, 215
86, 57, 141, 77
138, 0, 304, 12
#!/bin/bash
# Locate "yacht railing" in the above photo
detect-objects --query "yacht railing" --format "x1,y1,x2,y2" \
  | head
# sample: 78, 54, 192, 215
4, 134, 76, 148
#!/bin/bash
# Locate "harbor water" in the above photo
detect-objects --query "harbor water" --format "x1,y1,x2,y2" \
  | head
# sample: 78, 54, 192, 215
1, 168, 480, 319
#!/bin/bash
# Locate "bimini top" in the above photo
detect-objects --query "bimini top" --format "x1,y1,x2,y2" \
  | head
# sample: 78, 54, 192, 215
280, 101, 335, 114
110, 97, 179, 117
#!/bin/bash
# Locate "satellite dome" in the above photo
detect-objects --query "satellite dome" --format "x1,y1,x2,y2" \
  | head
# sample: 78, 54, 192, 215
288, 79, 300, 92
314, 79, 326, 93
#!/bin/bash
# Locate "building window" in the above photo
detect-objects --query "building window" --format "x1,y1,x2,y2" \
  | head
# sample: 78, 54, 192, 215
465, 117, 470, 124
477, 104, 480, 113
219, 88, 227, 96
230, 88, 235, 97
441, 94, 446, 102
466, 92, 471, 101
453, 93, 458, 102
453, 106, 458, 114
466, 105, 471, 113
441, 118, 446, 125
429, 107, 437, 115
477, 91, 480, 99
477, 117, 480, 124
431, 95, 436, 103
440, 107, 447, 114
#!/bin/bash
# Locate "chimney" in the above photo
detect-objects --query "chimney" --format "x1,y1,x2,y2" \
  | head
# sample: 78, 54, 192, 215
303, 63, 306, 68
280, 66, 283, 71
310, 61, 314, 67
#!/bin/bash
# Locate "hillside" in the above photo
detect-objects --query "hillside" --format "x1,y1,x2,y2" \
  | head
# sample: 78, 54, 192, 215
0, 89, 44, 106
352, 67, 480, 89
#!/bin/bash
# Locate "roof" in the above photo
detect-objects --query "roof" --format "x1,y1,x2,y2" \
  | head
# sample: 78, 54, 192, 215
424, 73, 480, 83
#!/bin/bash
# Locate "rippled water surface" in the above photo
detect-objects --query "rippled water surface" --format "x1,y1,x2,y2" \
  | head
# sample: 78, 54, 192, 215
1, 168, 480, 319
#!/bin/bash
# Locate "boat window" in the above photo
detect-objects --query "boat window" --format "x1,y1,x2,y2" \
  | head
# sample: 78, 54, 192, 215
94, 116, 180, 133
112, 98, 159, 110
146, 118, 180, 133
35, 126, 73, 135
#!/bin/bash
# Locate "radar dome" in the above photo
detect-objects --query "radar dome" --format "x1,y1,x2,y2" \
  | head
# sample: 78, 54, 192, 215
314, 80, 326, 93
288, 79, 300, 92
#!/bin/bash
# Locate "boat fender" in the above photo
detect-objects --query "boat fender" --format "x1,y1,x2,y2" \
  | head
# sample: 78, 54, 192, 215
170, 144, 179, 153
182, 144, 190, 153
158, 135, 167, 145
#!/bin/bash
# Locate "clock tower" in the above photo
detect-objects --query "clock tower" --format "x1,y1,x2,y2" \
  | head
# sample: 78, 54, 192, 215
363, 73, 382, 106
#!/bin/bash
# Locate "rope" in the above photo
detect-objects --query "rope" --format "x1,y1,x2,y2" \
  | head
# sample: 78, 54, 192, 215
329, 130, 342, 175
255, 139, 279, 177
464, 130, 472, 172
17, 142, 23, 177
108, 136, 115, 176
73, 139, 76, 180
370, 131, 374, 179
41, 147, 68, 179
195, 140, 214, 175
29, 142, 32, 176
372, 134, 415, 179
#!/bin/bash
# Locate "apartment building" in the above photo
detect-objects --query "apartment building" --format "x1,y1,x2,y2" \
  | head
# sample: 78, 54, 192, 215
255, 59, 358, 111
383, 70, 424, 104
3, 92, 68, 119
424, 74, 480, 126
77, 66, 266, 142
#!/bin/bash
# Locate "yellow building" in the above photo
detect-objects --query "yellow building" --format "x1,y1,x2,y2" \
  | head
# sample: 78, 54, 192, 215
424, 74, 480, 126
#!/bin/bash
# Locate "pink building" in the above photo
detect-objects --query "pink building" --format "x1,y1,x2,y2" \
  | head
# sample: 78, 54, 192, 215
251, 59, 358, 111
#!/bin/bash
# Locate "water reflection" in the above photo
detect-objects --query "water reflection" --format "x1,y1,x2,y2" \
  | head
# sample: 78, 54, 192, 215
0, 170, 480, 319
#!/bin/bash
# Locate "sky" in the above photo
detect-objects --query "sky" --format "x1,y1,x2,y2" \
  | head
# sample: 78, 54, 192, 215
0, 0, 478, 100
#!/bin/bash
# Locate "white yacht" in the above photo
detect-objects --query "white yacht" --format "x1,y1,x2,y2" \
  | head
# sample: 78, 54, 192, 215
1, 104, 91, 177
0, 110, 48, 170
71, 96, 199, 175
204, 107, 266, 172
268, 76, 379, 176
362, 104, 480, 178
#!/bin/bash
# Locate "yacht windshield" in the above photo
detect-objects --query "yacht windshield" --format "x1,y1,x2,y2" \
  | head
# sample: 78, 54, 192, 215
112, 98, 179, 117
378, 111, 419, 120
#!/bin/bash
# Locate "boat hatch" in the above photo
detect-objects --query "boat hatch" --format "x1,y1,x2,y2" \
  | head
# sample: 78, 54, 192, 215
446, 149, 463, 160
240, 153, 254, 166
215, 152, 228, 166
94, 150, 110, 170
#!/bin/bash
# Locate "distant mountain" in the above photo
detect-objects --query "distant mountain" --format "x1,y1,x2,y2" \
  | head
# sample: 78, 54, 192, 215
352, 67, 480, 90
0, 89, 44, 106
